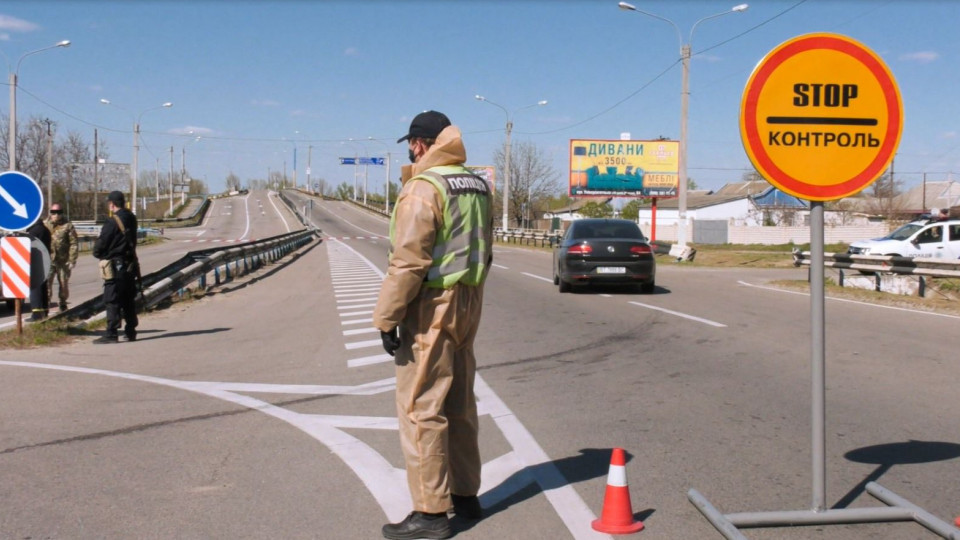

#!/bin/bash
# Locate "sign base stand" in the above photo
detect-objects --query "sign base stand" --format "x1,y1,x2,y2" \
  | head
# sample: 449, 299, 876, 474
687, 203, 960, 540
689, 482, 960, 539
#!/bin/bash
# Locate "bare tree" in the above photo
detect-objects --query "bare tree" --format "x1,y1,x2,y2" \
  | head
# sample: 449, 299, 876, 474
493, 140, 560, 227
225, 172, 241, 192
865, 170, 910, 221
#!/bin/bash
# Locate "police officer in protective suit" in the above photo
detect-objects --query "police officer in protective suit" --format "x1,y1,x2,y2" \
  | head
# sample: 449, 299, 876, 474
374, 111, 493, 540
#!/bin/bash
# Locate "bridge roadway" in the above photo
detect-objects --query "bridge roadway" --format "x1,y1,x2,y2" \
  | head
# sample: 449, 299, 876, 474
0, 190, 300, 329
1, 193, 958, 539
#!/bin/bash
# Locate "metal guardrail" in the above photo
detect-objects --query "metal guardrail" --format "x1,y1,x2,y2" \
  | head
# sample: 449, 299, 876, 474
56, 228, 320, 323
792, 250, 960, 297
494, 228, 563, 248
792, 250, 960, 278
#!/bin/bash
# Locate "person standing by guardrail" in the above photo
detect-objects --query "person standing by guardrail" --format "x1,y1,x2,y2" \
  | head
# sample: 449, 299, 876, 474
374, 111, 493, 540
92, 191, 139, 344
44, 203, 78, 312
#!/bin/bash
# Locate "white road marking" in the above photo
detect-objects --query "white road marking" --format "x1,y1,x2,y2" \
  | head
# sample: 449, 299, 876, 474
195, 230, 206, 237
267, 190, 291, 233
239, 193, 252, 240
737, 280, 960, 319
314, 203, 386, 238
492, 263, 509, 270
337, 303, 377, 310
341, 318, 373, 326
343, 327, 379, 337
346, 339, 382, 350
348, 354, 393, 368
337, 297, 378, 304
340, 310, 373, 317
628, 301, 726, 327
522, 272, 553, 283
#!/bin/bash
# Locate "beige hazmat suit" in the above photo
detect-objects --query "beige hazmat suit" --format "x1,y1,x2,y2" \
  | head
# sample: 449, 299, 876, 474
373, 125, 489, 514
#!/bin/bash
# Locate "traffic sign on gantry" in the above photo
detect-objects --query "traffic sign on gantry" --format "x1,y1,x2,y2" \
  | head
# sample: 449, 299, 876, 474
0, 171, 44, 231
740, 33, 903, 201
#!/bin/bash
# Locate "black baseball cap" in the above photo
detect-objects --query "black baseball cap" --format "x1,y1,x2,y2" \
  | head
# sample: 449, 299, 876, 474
107, 190, 125, 206
397, 110, 451, 143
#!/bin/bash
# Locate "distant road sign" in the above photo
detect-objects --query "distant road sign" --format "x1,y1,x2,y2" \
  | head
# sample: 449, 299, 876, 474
359, 157, 385, 166
740, 33, 903, 201
339, 157, 356, 165
0, 171, 44, 231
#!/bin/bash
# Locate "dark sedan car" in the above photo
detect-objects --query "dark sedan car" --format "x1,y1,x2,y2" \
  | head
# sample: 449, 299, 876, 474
552, 218, 656, 293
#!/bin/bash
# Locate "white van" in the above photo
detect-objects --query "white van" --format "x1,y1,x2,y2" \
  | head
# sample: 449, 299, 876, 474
848, 219, 960, 259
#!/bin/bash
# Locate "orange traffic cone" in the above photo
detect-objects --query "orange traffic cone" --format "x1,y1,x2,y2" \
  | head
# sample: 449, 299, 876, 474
592, 447, 644, 534
954, 515, 959, 527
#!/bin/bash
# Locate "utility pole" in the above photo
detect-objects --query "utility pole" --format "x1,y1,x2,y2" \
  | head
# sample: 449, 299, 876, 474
169, 146, 174, 215
93, 128, 99, 222
307, 145, 313, 193
44, 119, 54, 211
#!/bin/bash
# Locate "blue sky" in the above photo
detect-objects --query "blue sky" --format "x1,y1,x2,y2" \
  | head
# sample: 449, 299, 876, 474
1, 0, 958, 196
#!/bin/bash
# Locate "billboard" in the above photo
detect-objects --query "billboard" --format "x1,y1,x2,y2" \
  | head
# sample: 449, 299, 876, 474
569, 139, 679, 197
467, 165, 496, 194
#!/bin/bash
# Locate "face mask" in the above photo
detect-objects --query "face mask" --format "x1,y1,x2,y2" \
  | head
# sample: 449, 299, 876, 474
408, 149, 416, 163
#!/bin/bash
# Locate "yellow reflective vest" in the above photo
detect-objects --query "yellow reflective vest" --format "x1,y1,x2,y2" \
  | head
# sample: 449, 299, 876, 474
389, 165, 493, 288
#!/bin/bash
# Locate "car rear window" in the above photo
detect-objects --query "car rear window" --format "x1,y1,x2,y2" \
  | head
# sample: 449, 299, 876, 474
571, 222, 643, 240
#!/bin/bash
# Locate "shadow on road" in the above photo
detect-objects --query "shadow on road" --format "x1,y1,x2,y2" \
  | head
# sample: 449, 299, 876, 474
453, 448, 654, 534
833, 439, 960, 509
135, 327, 231, 341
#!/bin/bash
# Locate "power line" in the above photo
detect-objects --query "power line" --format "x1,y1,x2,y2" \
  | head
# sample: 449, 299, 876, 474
697, 0, 810, 57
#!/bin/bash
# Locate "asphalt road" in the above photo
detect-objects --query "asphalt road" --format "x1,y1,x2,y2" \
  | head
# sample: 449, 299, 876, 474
1, 193, 958, 539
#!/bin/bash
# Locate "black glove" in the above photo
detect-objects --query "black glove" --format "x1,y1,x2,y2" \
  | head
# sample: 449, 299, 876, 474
381, 327, 401, 357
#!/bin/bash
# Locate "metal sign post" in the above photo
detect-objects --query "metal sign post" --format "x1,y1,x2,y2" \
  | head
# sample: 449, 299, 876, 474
688, 33, 959, 538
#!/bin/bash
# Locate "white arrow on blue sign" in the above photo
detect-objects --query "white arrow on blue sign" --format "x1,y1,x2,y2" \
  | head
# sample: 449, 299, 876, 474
359, 157, 385, 165
0, 171, 44, 232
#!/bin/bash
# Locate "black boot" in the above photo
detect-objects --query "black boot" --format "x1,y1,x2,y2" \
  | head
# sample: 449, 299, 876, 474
382, 511, 452, 540
451, 494, 483, 520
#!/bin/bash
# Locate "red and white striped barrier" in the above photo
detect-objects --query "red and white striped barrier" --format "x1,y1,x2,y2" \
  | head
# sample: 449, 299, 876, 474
1, 237, 31, 299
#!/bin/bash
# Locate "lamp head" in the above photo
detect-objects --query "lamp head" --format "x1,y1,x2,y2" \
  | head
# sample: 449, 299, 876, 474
618, 2, 637, 11
537, 100, 548, 106
56, 40, 71, 48
99, 98, 110, 104
732, 3, 749, 12
475, 95, 486, 101
162, 102, 173, 108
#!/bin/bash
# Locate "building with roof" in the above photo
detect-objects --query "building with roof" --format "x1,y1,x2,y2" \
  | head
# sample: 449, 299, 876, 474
894, 180, 960, 217
636, 181, 808, 228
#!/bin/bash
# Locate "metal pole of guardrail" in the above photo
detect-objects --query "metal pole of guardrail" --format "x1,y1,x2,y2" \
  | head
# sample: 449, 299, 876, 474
810, 201, 826, 511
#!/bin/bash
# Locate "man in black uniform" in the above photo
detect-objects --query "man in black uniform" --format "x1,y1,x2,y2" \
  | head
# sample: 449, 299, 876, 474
93, 191, 139, 344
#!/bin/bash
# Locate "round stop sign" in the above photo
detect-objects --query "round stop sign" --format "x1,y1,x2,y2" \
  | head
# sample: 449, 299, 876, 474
740, 33, 903, 201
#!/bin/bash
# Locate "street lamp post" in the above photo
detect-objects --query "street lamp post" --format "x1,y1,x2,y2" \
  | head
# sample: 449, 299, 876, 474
342, 140, 361, 201
3, 40, 70, 174
181, 135, 201, 205
100, 98, 173, 213
368, 137, 392, 214
618, 1, 747, 250
474, 95, 548, 230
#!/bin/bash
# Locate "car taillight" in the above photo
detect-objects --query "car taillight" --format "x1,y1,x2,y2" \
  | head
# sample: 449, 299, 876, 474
567, 243, 592, 255
630, 245, 652, 255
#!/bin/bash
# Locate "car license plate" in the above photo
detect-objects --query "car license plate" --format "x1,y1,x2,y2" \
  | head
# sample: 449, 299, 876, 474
597, 266, 626, 274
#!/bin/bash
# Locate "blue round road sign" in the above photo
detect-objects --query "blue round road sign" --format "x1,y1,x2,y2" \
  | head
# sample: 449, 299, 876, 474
0, 171, 44, 232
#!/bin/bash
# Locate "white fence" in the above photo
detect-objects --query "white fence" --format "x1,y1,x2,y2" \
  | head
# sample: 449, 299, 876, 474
640, 221, 889, 245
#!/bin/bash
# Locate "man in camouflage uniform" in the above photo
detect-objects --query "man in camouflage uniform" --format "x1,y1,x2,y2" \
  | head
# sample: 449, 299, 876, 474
44, 203, 79, 312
